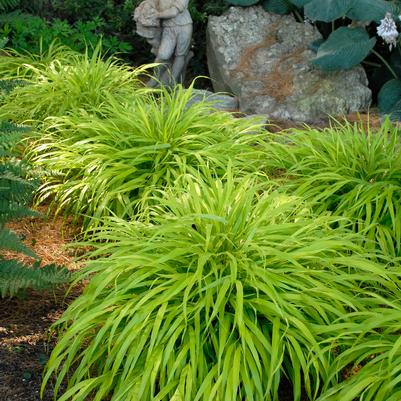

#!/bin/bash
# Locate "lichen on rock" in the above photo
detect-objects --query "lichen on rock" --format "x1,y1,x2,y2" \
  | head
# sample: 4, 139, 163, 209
206, 6, 372, 123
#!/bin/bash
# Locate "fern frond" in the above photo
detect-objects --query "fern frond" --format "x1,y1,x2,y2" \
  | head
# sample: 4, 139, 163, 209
0, 166, 37, 209
0, 227, 36, 257
0, 79, 27, 99
0, 119, 30, 150
0, 0, 20, 11
0, 200, 39, 223
0, 120, 30, 134
0, 258, 70, 298
0, 119, 69, 299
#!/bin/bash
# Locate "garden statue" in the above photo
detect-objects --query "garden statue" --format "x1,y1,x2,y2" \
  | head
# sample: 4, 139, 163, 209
133, 0, 193, 87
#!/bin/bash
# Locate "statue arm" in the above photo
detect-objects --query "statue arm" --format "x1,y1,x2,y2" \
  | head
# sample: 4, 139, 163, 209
157, 6, 180, 19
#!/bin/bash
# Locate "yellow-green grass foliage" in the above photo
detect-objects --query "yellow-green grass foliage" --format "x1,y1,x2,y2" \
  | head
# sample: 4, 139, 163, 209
261, 119, 401, 256
42, 169, 400, 401
28, 85, 265, 230
0, 42, 152, 122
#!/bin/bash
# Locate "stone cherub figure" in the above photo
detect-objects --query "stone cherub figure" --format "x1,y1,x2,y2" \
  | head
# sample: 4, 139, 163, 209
133, 0, 193, 87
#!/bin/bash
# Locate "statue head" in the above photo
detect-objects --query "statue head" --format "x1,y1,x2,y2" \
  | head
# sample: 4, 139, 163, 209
157, 0, 176, 11
134, 2, 159, 25
133, 0, 162, 54
133, 0, 161, 47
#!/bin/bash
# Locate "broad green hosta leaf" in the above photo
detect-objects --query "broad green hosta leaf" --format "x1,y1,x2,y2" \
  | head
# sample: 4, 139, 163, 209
262, 0, 292, 14
378, 79, 401, 116
305, 0, 352, 22
346, 0, 396, 23
288, 0, 312, 6
225, 0, 259, 5
308, 38, 325, 52
312, 27, 376, 70
383, 99, 401, 121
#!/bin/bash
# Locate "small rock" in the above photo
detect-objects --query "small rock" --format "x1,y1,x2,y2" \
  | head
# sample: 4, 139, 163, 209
187, 89, 239, 112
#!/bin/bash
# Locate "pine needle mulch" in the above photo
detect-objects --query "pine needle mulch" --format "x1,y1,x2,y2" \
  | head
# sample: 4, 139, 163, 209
0, 206, 85, 401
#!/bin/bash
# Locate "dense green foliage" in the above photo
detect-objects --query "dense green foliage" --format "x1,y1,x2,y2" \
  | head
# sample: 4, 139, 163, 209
0, 39, 79, 79
43, 169, 401, 401
4, 0, 401, 107
261, 120, 401, 255
2, 43, 401, 399
0, 43, 151, 121
0, 0, 20, 12
29, 84, 263, 229
0, 0, 133, 55
0, 12, 132, 55
316, 308, 401, 401
0, 120, 69, 297
0, 0, 229, 83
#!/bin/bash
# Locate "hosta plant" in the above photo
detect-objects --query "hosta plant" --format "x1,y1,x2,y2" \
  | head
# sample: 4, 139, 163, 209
226, 0, 396, 69
29, 84, 264, 229
261, 119, 401, 255
42, 168, 398, 401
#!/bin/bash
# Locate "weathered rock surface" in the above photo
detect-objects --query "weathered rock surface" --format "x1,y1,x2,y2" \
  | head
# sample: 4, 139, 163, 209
206, 6, 372, 123
187, 89, 239, 111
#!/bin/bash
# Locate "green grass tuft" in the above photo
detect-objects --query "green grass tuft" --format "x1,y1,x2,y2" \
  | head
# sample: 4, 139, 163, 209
0, 42, 153, 123
42, 169, 400, 401
261, 119, 401, 255
28, 85, 265, 230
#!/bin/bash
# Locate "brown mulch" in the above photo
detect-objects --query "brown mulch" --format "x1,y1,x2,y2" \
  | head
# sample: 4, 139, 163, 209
3, 205, 84, 269
267, 112, 384, 133
0, 207, 85, 401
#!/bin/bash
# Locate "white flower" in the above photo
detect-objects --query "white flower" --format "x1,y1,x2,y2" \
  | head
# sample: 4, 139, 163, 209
377, 12, 399, 51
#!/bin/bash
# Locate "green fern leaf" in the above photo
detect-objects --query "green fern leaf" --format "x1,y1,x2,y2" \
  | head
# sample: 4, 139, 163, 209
0, 0, 20, 11
0, 259, 71, 298
0, 119, 68, 299
0, 228, 37, 257
0, 200, 39, 223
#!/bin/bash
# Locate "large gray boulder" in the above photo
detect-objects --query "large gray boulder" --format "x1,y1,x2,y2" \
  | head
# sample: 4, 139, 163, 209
207, 6, 372, 123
